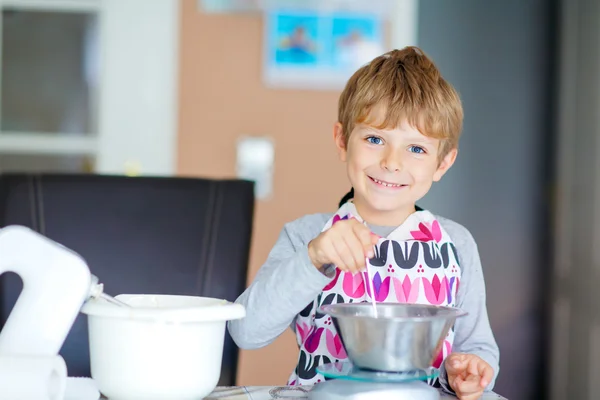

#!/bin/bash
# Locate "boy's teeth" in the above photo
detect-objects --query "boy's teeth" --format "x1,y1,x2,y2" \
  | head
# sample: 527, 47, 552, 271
373, 178, 401, 187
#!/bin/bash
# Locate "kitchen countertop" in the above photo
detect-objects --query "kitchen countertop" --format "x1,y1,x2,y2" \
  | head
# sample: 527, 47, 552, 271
205, 386, 508, 399
93, 384, 507, 399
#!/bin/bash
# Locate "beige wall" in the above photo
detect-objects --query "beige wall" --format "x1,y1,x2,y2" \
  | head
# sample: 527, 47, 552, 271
177, 0, 349, 385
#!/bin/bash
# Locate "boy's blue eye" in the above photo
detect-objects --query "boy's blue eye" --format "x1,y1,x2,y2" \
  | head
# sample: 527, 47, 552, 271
409, 145, 426, 154
366, 136, 383, 145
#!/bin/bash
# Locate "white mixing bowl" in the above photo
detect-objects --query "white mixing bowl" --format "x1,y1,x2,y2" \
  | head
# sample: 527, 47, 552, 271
81, 294, 245, 400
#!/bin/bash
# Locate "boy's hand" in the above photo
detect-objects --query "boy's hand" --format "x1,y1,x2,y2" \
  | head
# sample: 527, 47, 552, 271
445, 353, 493, 400
308, 218, 379, 274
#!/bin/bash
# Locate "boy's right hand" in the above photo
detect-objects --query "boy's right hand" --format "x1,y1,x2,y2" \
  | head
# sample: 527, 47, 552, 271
308, 218, 380, 274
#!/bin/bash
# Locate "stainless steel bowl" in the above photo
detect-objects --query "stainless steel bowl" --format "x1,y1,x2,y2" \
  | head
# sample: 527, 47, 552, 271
319, 303, 467, 372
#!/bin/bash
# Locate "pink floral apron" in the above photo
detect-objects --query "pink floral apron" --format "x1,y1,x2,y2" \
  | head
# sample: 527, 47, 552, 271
288, 201, 462, 386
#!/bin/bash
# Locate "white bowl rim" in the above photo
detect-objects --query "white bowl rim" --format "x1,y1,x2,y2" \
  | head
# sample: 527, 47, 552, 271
81, 294, 246, 323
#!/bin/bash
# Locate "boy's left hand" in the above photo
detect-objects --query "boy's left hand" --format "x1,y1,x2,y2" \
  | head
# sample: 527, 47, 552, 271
444, 353, 493, 400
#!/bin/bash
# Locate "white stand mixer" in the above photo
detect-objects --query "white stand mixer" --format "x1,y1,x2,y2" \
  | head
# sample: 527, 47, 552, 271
0, 225, 115, 399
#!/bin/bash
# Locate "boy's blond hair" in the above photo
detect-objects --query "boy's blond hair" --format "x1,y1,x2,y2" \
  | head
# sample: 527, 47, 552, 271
338, 46, 463, 157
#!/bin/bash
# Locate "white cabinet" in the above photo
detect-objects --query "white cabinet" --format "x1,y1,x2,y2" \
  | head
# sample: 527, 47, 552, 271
0, 0, 179, 176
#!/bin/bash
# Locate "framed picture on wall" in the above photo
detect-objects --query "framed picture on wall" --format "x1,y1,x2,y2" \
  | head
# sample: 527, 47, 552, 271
262, 9, 384, 90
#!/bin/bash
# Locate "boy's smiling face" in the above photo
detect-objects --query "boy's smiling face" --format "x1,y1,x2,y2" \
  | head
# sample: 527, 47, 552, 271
334, 111, 457, 226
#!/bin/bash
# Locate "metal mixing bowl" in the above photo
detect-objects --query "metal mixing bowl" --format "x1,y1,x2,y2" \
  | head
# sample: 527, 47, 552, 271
319, 303, 467, 372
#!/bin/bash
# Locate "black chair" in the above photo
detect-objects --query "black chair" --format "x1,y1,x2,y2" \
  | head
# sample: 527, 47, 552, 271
0, 173, 254, 386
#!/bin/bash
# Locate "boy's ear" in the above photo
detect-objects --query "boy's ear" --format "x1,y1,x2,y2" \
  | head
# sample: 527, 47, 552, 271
433, 148, 458, 182
333, 122, 347, 162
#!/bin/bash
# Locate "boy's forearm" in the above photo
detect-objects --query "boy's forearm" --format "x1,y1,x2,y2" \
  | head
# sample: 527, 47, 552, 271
228, 247, 332, 349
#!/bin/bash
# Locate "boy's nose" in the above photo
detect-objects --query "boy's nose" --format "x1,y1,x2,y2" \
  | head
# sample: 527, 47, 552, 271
381, 150, 402, 172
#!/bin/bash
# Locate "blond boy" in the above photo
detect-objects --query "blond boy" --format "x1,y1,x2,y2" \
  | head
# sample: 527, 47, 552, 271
229, 47, 499, 400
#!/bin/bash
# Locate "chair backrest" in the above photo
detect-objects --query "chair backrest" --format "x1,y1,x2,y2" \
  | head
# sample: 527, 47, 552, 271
0, 173, 254, 386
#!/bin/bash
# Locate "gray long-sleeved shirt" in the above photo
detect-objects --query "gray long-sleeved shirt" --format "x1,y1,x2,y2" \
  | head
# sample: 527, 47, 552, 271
228, 212, 500, 392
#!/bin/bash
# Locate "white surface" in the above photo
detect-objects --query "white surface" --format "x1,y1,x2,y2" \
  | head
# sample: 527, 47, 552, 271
81, 294, 246, 400
0, 354, 67, 400
236, 136, 275, 200
96, 0, 180, 176
0, 133, 97, 155
390, 0, 419, 50
0, 226, 92, 355
65, 377, 100, 400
